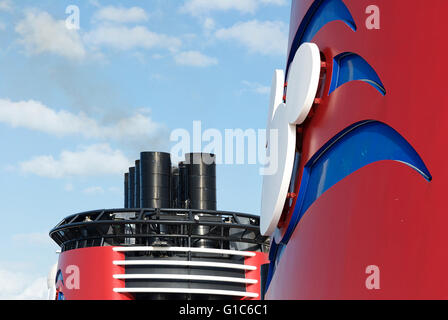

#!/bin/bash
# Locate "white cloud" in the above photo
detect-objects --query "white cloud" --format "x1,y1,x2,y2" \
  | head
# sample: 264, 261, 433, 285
0, 0, 13, 12
203, 18, 216, 32
215, 20, 288, 56
94, 6, 149, 23
0, 268, 48, 300
20, 144, 132, 179
84, 25, 181, 52
152, 54, 164, 60
174, 51, 218, 67
89, 0, 101, 8
15, 9, 86, 60
242, 80, 270, 95
181, 0, 287, 15
14, 8, 182, 60
0, 99, 95, 136
108, 186, 121, 194
83, 186, 105, 195
0, 99, 167, 147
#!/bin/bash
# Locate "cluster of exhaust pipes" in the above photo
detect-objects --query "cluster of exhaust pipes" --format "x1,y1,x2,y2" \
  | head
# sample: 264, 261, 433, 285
122, 152, 222, 249
124, 152, 217, 211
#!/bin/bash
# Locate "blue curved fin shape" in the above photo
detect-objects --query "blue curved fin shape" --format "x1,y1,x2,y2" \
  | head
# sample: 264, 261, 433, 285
286, 0, 357, 78
265, 240, 279, 290
329, 52, 386, 95
281, 120, 432, 245
301, 0, 357, 43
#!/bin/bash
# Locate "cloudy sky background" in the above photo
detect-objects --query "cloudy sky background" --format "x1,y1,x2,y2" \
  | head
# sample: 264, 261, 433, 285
0, 0, 290, 299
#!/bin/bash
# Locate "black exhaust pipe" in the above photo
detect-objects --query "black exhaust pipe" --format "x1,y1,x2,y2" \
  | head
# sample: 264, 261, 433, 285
135, 160, 141, 208
128, 167, 135, 208
185, 153, 217, 211
124, 172, 129, 208
140, 152, 171, 209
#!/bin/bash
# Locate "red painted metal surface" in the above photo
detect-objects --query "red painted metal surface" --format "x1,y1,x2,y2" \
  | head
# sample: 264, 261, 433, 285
56, 247, 132, 300
266, 0, 448, 299
55, 247, 267, 300
244, 252, 269, 300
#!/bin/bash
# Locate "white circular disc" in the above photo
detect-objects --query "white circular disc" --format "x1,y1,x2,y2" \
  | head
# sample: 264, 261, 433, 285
260, 42, 320, 237
266, 69, 285, 149
286, 42, 321, 125
260, 104, 296, 236
267, 69, 285, 127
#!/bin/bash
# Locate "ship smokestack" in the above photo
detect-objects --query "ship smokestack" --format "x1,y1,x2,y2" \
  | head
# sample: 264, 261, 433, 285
178, 162, 189, 208
128, 167, 135, 208
171, 166, 180, 208
185, 153, 219, 248
124, 172, 129, 208
185, 153, 217, 211
140, 152, 171, 208
134, 160, 141, 208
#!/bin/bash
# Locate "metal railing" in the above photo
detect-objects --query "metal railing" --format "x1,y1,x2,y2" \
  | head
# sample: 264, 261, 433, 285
50, 208, 269, 253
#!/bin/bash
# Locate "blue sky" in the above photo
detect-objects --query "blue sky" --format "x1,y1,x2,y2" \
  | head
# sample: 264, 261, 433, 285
0, 0, 290, 299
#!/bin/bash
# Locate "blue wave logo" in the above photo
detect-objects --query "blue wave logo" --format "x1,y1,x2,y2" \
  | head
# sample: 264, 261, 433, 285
266, 0, 432, 290
282, 120, 431, 245
288, 0, 385, 96
286, 0, 357, 79
329, 52, 386, 95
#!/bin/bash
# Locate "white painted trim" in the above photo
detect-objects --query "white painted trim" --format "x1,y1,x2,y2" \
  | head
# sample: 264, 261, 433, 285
112, 274, 257, 284
113, 287, 258, 298
112, 260, 257, 271
113, 246, 256, 257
